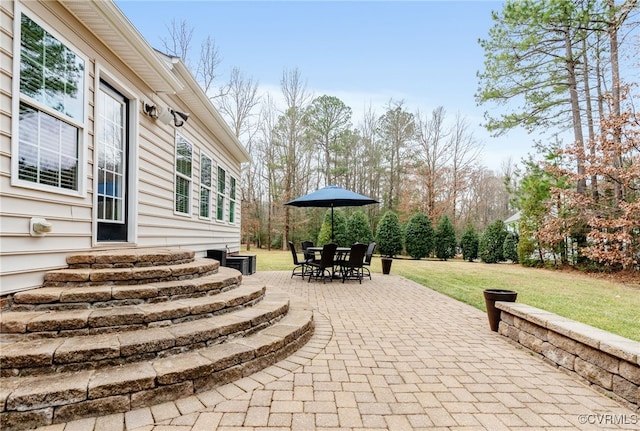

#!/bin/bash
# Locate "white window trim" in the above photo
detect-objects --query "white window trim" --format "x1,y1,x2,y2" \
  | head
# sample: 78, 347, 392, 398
215, 165, 226, 222
199, 151, 213, 220
229, 175, 238, 225
92, 65, 140, 246
11, 5, 89, 197
174, 133, 193, 217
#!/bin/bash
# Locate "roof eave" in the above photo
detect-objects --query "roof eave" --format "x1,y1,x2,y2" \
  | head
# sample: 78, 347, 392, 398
58, 0, 184, 94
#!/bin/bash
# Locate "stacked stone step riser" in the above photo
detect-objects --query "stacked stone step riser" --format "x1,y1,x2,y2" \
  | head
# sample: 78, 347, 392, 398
1, 299, 289, 377
65, 249, 196, 269
0, 285, 268, 343
5, 268, 242, 312
41, 258, 220, 288
0, 309, 315, 431
0, 248, 317, 431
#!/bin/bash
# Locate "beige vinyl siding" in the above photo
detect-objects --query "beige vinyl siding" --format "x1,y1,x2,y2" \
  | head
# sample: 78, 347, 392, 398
2, 2, 95, 293
135, 123, 243, 250
1, 1, 245, 294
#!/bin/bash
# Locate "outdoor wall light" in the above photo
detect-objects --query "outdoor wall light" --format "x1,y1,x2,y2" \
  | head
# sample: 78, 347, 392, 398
170, 108, 190, 127
143, 102, 189, 127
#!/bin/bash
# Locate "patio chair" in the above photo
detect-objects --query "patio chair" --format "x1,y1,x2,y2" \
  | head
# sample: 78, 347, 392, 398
307, 243, 338, 283
362, 242, 376, 279
301, 240, 316, 263
341, 243, 368, 284
288, 241, 309, 279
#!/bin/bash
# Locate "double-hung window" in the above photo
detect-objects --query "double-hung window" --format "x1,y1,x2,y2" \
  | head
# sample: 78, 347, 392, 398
175, 135, 192, 215
216, 166, 226, 221
200, 153, 212, 218
229, 176, 237, 223
16, 12, 85, 193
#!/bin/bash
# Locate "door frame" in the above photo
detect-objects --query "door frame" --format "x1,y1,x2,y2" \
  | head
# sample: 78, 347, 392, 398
93, 67, 138, 246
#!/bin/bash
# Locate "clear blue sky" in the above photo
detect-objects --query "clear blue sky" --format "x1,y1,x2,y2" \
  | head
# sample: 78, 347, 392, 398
115, 0, 539, 170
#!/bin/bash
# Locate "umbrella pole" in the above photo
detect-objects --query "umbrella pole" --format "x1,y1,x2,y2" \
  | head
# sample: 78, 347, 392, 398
331, 206, 335, 243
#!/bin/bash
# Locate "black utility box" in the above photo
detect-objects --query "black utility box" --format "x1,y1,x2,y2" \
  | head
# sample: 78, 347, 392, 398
235, 254, 256, 275
206, 250, 256, 275
226, 256, 249, 275
206, 249, 227, 266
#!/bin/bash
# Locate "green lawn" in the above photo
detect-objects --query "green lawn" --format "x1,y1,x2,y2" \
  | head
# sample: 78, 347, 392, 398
245, 247, 640, 342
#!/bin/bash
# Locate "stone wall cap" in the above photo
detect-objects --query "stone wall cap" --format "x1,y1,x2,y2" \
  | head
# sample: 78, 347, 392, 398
496, 302, 639, 364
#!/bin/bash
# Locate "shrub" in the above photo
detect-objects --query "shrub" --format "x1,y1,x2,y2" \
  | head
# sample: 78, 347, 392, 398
434, 215, 457, 260
404, 212, 434, 259
503, 231, 519, 263
317, 209, 349, 246
479, 219, 508, 263
376, 210, 403, 257
347, 210, 374, 245
460, 224, 479, 262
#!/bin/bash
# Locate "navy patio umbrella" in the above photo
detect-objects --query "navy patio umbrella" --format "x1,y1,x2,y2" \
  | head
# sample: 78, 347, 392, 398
285, 185, 379, 242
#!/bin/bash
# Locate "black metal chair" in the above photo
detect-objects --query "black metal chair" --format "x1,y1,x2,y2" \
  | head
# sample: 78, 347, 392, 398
301, 240, 316, 263
341, 243, 368, 283
362, 242, 376, 279
307, 243, 338, 283
288, 241, 308, 279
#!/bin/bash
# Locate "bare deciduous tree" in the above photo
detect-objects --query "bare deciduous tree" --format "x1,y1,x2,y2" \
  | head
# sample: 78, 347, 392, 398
197, 36, 222, 95
161, 19, 193, 65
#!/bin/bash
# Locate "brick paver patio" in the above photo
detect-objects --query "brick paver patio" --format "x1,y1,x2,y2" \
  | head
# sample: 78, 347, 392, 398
36, 271, 637, 430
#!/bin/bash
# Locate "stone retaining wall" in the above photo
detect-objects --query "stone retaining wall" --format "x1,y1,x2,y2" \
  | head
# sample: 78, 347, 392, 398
496, 302, 639, 413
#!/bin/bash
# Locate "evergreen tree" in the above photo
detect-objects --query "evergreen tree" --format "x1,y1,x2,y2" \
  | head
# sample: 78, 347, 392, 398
460, 224, 479, 262
347, 210, 374, 245
317, 209, 348, 246
479, 219, 508, 263
503, 231, 519, 263
376, 211, 403, 257
404, 212, 434, 259
434, 215, 456, 260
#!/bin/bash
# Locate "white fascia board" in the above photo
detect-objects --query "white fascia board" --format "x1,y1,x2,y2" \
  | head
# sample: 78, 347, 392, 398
58, 0, 184, 94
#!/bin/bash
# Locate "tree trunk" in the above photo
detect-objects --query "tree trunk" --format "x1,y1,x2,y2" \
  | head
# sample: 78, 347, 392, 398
563, 24, 587, 195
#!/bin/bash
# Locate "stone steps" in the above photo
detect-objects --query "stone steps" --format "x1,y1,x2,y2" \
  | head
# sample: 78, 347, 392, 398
42, 258, 218, 287
65, 248, 196, 269
0, 283, 266, 340
8, 266, 243, 312
0, 301, 313, 429
0, 248, 315, 431
0, 291, 289, 376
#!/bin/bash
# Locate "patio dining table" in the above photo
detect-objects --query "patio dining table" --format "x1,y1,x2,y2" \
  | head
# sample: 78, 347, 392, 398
306, 246, 351, 278
306, 246, 351, 260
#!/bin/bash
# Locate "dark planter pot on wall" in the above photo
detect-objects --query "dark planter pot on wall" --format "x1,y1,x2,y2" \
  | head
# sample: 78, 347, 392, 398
381, 257, 393, 274
483, 289, 518, 332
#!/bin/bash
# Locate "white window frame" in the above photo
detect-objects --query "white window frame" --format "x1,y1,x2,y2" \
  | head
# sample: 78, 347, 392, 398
174, 134, 193, 216
229, 175, 238, 224
216, 165, 226, 222
199, 152, 213, 220
11, 7, 89, 197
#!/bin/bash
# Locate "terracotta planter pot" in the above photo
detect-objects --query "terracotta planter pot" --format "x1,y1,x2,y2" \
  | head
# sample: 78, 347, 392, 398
483, 289, 517, 332
381, 257, 393, 274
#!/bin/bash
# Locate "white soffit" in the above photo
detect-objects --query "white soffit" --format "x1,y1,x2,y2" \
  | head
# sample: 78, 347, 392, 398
58, 0, 184, 94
